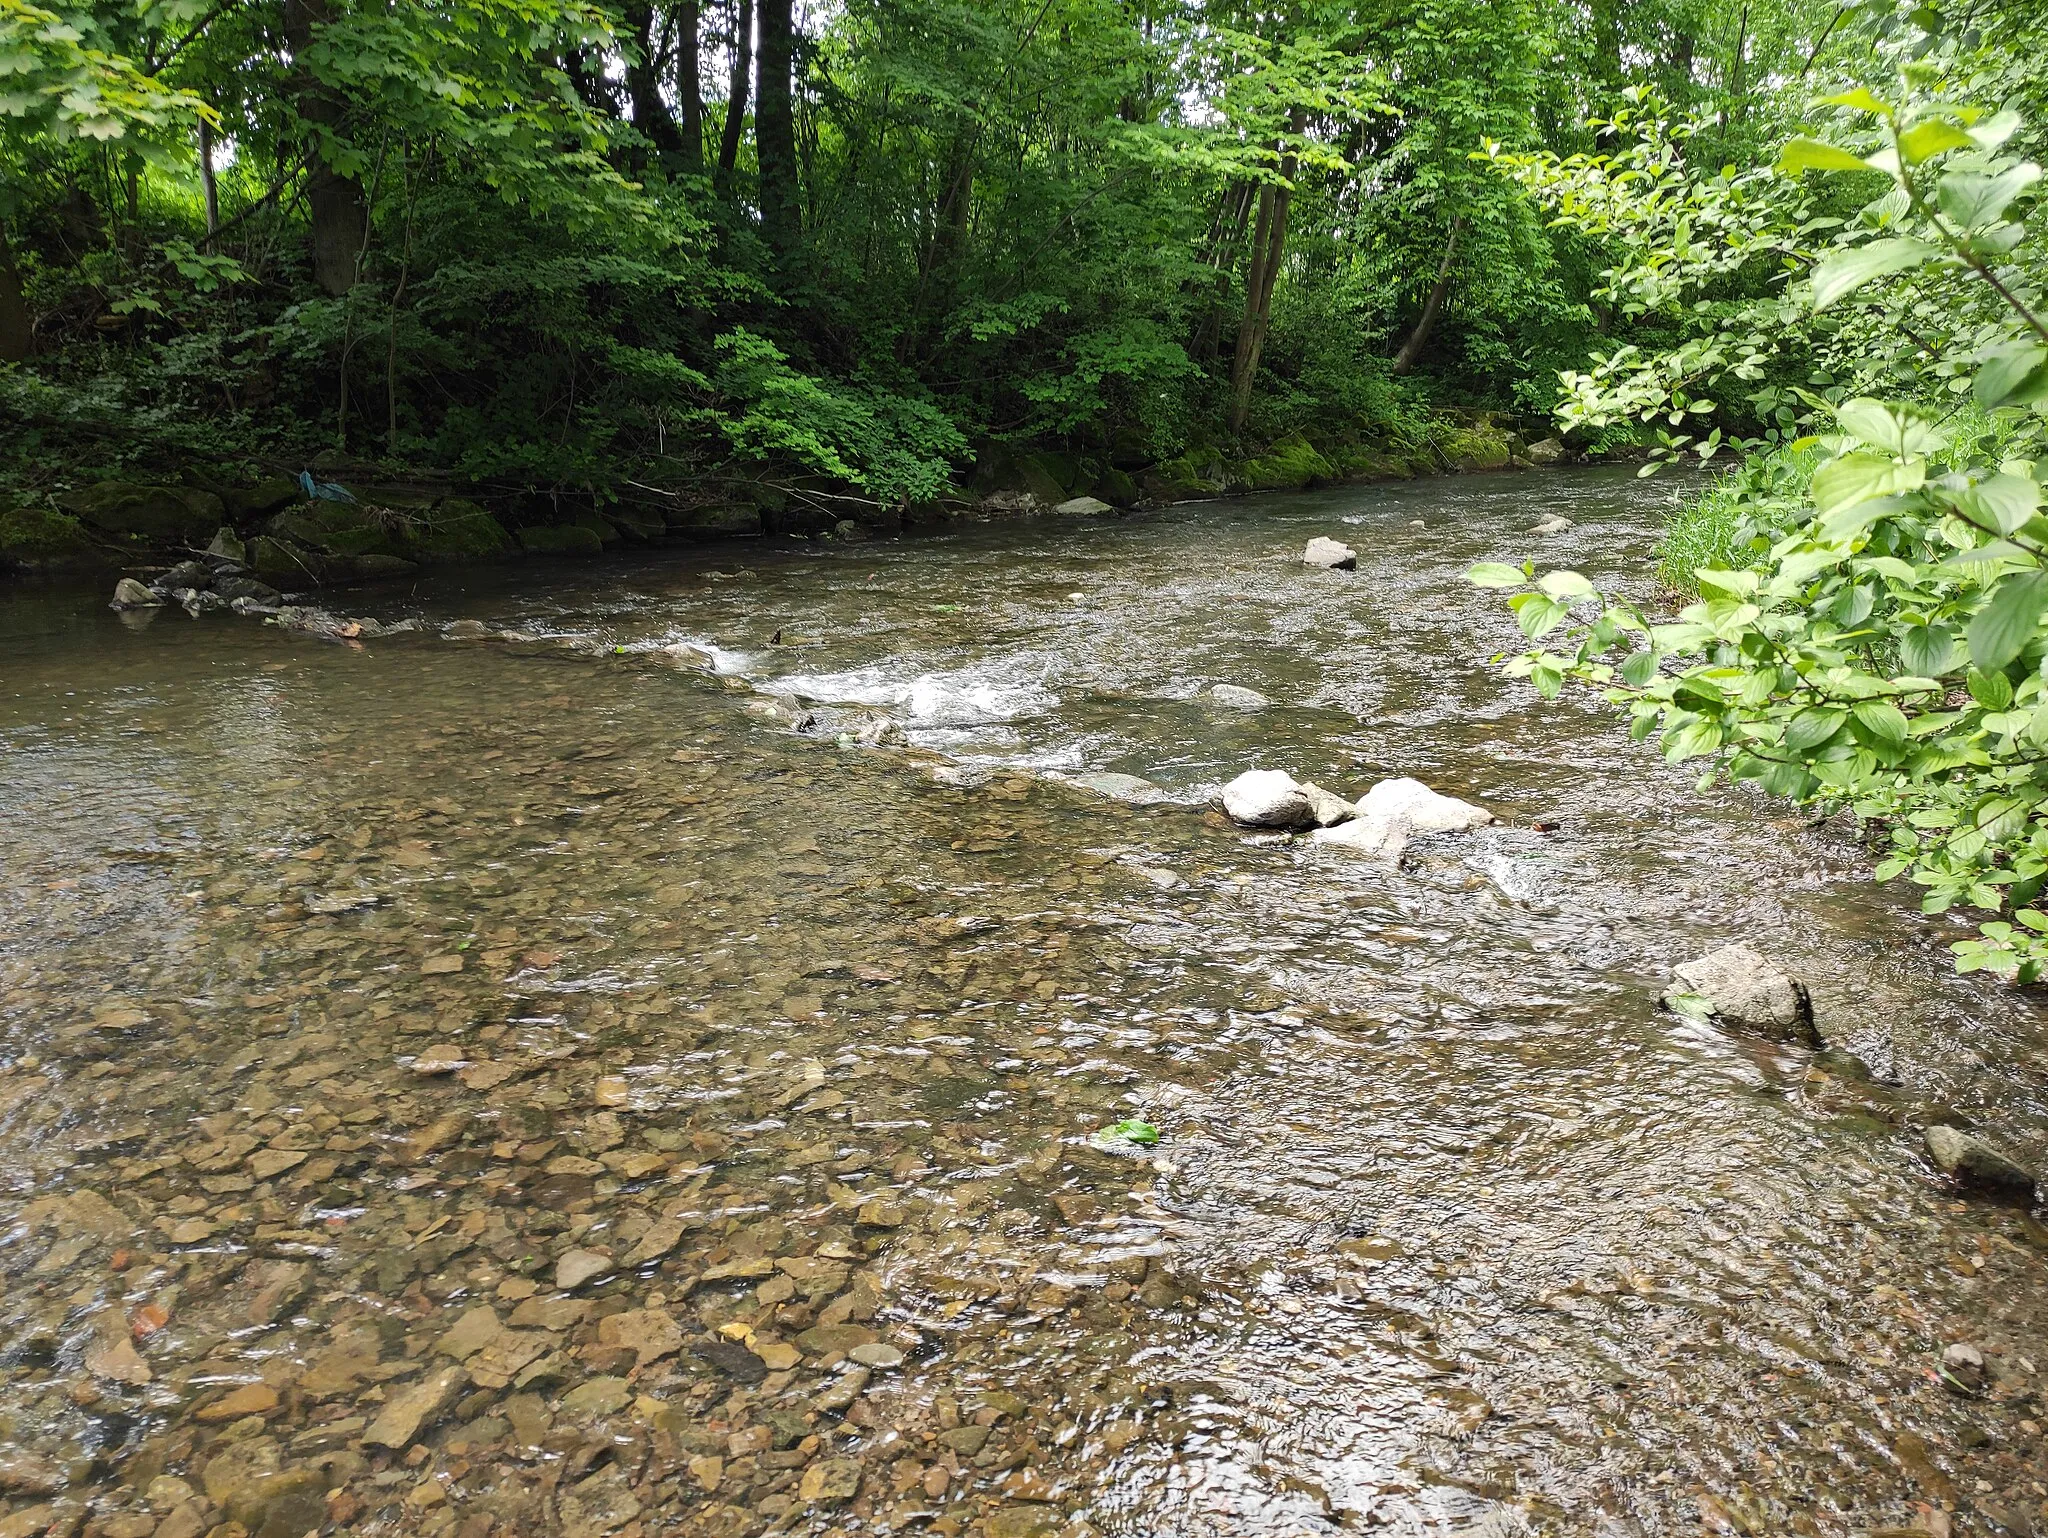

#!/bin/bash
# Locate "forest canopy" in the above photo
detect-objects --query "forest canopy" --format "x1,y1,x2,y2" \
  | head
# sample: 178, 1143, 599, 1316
0, 0, 2022, 516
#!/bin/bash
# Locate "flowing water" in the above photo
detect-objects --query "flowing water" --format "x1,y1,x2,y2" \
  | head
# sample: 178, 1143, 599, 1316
7, 469, 2048, 1538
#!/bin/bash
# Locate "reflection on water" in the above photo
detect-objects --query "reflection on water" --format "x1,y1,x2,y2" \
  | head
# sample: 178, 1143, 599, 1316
5, 469, 2048, 1538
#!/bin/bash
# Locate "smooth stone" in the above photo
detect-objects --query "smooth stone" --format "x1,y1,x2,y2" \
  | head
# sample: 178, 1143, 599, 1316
555, 1248, 612, 1290
1355, 776, 1493, 833
224, 1467, 326, 1538
1529, 513, 1574, 533
1052, 496, 1114, 517
1208, 683, 1270, 710
847, 1342, 905, 1369
1302, 536, 1357, 569
110, 578, 161, 609
1297, 781, 1354, 828
1527, 439, 1567, 467
1663, 943, 1818, 1046
1925, 1125, 2036, 1199
1221, 769, 1314, 829
362, 1365, 468, 1449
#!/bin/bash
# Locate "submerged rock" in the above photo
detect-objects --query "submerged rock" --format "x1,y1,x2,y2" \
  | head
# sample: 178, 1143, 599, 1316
1527, 439, 1567, 467
1924, 1125, 2036, 1200
1529, 514, 1575, 534
1302, 537, 1358, 570
1662, 944, 1818, 1045
1207, 684, 1270, 710
1069, 772, 1166, 805
1221, 769, 1315, 828
1052, 495, 1115, 517
110, 578, 161, 609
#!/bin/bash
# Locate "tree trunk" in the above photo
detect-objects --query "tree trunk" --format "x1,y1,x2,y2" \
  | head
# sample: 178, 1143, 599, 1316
754, 0, 797, 251
624, 2, 685, 165
0, 224, 33, 361
714, 0, 752, 196
199, 118, 220, 233
285, 0, 365, 296
1391, 217, 1464, 377
677, 0, 704, 172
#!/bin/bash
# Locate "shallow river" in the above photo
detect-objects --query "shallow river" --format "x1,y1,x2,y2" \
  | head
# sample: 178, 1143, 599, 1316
7, 470, 2048, 1538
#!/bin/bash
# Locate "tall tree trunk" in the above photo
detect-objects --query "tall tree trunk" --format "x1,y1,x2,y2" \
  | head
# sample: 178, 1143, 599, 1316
1391, 217, 1465, 377
199, 118, 220, 234
0, 224, 32, 361
677, 0, 704, 172
285, 0, 365, 296
624, 2, 685, 165
714, 0, 752, 196
754, 0, 796, 252
1225, 180, 1289, 434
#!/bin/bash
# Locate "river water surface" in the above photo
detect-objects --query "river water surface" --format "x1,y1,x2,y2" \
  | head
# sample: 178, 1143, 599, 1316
7, 470, 2048, 1538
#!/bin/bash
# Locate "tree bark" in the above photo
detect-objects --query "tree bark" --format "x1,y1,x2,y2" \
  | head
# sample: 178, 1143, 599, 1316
1391, 217, 1464, 377
754, 0, 797, 251
285, 0, 365, 296
624, 2, 685, 165
199, 118, 220, 234
714, 0, 752, 196
677, 0, 704, 172
0, 224, 33, 361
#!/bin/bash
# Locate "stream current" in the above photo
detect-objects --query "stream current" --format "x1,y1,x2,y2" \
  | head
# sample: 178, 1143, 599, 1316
7, 469, 2048, 1538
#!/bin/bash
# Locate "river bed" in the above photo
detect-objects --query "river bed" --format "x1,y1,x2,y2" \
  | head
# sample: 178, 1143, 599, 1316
5, 469, 2048, 1538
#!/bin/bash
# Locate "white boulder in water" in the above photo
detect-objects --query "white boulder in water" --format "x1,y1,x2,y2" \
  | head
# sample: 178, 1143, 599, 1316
1662, 944, 1818, 1045
1053, 495, 1115, 517
1221, 770, 1315, 828
1529, 514, 1574, 534
111, 578, 161, 609
1312, 776, 1494, 860
1208, 683, 1270, 710
1298, 782, 1355, 828
1356, 777, 1494, 833
1303, 537, 1358, 570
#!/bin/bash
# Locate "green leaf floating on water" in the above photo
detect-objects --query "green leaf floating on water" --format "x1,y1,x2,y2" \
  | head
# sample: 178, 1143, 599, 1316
1093, 1119, 1160, 1148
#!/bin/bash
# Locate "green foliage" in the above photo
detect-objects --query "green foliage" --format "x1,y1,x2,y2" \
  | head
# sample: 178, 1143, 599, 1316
1480, 42, 2048, 982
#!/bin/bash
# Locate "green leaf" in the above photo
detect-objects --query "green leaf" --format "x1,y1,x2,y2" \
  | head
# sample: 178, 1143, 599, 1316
1537, 570, 1595, 600
1785, 706, 1847, 752
1975, 342, 2048, 410
1851, 699, 1909, 746
1619, 650, 1660, 687
1897, 118, 1975, 164
1509, 592, 1570, 638
1899, 624, 1956, 675
1936, 163, 2042, 229
1954, 473, 2045, 536
1811, 452, 1925, 516
1817, 88, 1892, 117
1968, 665, 2015, 710
1810, 237, 1939, 309
1094, 1119, 1159, 1147
1663, 716, 1723, 761
1777, 137, 1876, 174
1468, 562, 1527, 589
1968, 570, 2048, 670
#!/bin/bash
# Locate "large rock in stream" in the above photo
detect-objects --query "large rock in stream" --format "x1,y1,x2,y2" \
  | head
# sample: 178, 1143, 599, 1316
1312, 776, 1493, 860
1924, 1125, 2037, 1200
1661, 944, 1819, 1046
1221, 770, 1352, 829
1302, 536, 1358, 570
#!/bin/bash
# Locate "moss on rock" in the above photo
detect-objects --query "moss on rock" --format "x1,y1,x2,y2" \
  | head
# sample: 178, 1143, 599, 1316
0, 503, 103, 568
56, 482, 225, 546
516, 523, 606, 556
1236, 432, 1335, 491
407, 499, 512, 562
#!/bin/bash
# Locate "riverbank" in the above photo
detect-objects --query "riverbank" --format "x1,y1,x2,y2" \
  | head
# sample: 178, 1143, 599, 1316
0, 415, 1567, 584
